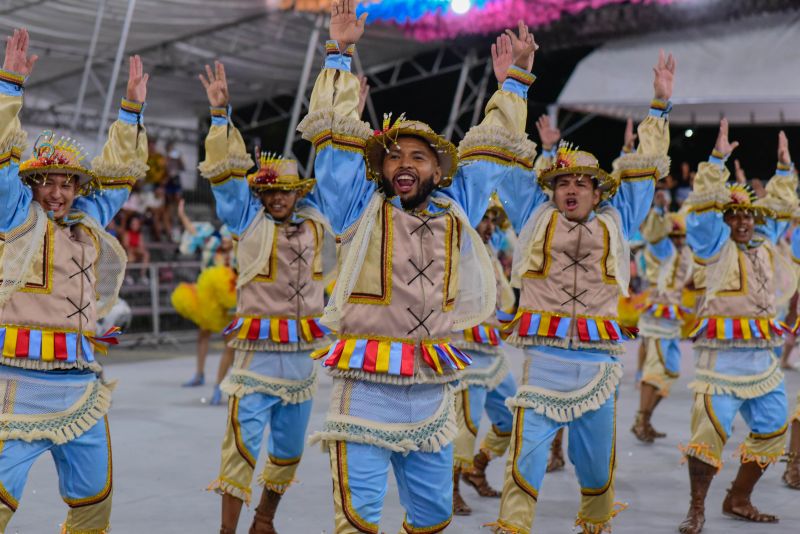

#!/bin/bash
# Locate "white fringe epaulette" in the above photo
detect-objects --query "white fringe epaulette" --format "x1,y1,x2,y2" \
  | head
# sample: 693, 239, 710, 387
91, 157, 149, 183
683, 188, 731, 211
458, 123, 537, 163
611, 152, 671, 182
297, 109, 372, 143
0, 128, 28, 155
198, 154, 254, 181
506, 363, 623, 423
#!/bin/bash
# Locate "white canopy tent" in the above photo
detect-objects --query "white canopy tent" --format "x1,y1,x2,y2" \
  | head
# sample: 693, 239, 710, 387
557, 11, 800, 126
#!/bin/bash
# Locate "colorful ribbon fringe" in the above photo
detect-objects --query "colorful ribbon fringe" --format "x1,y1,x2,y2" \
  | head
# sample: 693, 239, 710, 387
462, 324, 501, 346
0, 326, 122, 363
505, 310, 636, 343
644, 304, 688, 321
312, 339, 472, 376
689, 317, 786, 341
224, 316, 330, 344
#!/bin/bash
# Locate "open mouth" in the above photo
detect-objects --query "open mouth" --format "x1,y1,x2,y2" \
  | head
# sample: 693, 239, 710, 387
45, 201, 64, 212
269, 203, 286, 211
393, 172, 417, 194
564, 197, 578, 211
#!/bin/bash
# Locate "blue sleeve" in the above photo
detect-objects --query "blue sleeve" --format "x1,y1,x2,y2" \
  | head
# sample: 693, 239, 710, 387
687, 210, 729, 260
0, 77, 32, 231
756, 217, 788, 246
493, 169, 548, 234
608, 177, 656, 239
209, 175, 261, 236
306, 46, 376, 235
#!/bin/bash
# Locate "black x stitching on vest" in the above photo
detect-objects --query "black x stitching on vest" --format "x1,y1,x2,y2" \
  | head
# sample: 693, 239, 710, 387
407, 259, 435, 286
69, 257, 93, 283
562, 252, 590, 273
288, 282, 307, 302
567, 221, 592, 234
290, 246, 309, 266
410, 216, 434, 236
66, 297, 90, 321
560, 287, 588, 308
407, 308, 434, 336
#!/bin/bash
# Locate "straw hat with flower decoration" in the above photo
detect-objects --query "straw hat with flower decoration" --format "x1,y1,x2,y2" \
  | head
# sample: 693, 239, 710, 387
365, 113, 458, 187
19, 131, 96, 195
725, 183, 773, 222
537, 141, 617, 200
247, 152, 315, 196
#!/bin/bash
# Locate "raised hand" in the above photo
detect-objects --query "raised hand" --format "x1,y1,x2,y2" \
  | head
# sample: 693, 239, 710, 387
491, 34, 513, 84
3, 28, 38, 77
713, 118, 739, 159
778, 130, 792, 166
199, 61, 229, 108
624, 118, 637, 152
505, 20, 538, 72
733, 159, 747, 184
357, 75, 370, 117
330, 0, 367, 49
126, 55, 149, 103
535, 115, 561, 151
653, 49, 676, 101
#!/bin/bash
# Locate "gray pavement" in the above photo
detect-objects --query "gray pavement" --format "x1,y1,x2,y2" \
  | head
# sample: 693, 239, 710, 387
7, 340, 800, 533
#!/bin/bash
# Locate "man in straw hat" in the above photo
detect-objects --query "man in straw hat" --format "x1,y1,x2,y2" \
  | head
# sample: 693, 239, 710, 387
0, 28, 149, 533
450, 197, 518, 516
678, 124, 798, 533
631, 203, 693, 444
297, 1, 538, 531
197, 62, 333, 534
489, 51, 675, 533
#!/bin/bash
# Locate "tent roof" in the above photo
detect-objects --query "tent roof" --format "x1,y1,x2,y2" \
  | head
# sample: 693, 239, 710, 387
557, 11, 800, 126
0, 0, 435, 132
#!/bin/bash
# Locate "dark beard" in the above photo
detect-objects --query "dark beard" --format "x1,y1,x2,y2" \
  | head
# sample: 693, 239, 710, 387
380, 175, 437, 211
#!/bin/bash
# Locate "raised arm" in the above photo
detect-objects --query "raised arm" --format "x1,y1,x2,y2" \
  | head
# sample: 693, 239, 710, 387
533, 114, 560, 173
0, 29, 36, 232
684, 119, 738, 260
297, 0, 374, 235
445, 23, 542, 229
195, 61, 259, 237
74, 55, 149, 227
608, 50, 675, 238
754, 131, 798, 243
640, 200, 675, 267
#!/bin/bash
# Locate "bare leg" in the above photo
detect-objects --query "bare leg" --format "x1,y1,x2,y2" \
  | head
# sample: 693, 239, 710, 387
783, 420, 800, 489
216, 345, 235, 385
221, 493, 244, 534
722, 462, 779, 523
183, 329, 208, 387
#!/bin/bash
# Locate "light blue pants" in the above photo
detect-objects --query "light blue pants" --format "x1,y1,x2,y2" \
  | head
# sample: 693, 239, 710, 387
0, 416, 112, 532
329, 441, 454, 533
215, 392, 312, 502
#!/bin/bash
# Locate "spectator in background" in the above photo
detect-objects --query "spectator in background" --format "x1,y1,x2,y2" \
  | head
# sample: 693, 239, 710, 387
119, 181, 145, 230
123, 215, 151, 285
734, 158, 767, 198
145, 138, 170, 241
165, 140, 185, 242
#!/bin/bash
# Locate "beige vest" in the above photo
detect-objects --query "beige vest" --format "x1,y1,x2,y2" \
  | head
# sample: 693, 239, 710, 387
339, 200, 460, 342
237, 219, 325, 320
696, 244, 775, 320
519, 212, 619, 327
1, 221, 100, 370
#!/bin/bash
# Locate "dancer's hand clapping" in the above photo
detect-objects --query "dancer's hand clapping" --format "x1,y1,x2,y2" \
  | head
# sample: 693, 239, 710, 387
199, 61, 229, 108
330, 0, 367, 50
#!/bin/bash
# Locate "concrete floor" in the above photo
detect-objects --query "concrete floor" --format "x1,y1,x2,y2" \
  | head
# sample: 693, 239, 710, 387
6, 340, 800, 533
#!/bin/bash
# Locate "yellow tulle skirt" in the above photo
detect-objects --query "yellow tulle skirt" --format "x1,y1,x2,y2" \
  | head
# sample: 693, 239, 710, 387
171, 265, 237, 333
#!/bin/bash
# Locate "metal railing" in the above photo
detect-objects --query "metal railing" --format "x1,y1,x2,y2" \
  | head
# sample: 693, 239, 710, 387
115, 260, 204, 347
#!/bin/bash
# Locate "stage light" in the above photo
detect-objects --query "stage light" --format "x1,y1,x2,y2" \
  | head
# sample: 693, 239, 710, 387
684, 128, 694, 138
451, 0, 471, 15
